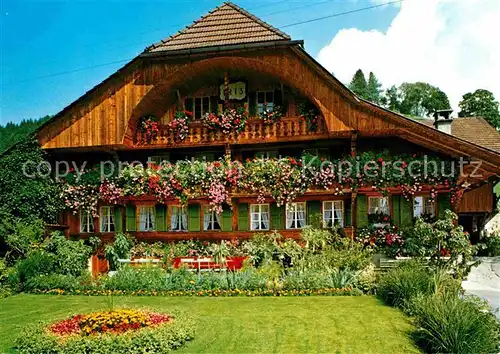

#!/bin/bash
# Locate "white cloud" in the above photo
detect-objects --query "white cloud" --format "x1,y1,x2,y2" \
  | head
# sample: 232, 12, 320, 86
317, 0, 500, 114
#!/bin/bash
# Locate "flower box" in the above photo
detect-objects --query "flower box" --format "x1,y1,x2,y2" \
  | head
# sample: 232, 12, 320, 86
173, 256, 247, 271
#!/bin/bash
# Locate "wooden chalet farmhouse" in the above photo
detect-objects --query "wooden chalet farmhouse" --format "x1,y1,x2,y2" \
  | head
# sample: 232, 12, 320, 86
36, 2, 500, 242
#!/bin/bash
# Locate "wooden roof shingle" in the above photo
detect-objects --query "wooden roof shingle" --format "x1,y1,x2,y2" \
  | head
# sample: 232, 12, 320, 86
419, 117, 500, 153
146, 2, 290, 53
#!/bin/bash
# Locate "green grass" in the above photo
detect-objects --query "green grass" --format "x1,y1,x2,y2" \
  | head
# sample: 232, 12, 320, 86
0, 295, 419, 353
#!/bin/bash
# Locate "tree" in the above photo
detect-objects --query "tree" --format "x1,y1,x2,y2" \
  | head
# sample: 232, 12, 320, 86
0, 115, 51, 153
348, 69, 368, 99
458, 89, 500, 129
367, 72, 382, 104
382, 82, 451, 117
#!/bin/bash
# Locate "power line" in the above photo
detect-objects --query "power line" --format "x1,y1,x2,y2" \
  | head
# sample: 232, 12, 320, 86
1, 0, 402, 87
281, 0, 402, 28
262, 0, 337, 17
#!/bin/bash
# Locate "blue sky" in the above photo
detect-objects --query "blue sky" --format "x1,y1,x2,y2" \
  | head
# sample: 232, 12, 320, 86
0, 0, 399, 125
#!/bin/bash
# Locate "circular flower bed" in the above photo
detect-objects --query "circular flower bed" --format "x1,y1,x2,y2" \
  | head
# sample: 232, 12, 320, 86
16, 309, 194, 353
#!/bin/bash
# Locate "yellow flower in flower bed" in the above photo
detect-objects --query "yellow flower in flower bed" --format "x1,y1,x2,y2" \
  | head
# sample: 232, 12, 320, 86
78, 309, 150, 335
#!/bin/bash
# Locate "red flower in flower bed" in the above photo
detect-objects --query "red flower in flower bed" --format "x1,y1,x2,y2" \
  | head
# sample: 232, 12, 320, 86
49, 310, 171, 337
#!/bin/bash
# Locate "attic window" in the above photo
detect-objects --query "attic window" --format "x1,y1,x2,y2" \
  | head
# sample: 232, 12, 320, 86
257, 91, 274, 114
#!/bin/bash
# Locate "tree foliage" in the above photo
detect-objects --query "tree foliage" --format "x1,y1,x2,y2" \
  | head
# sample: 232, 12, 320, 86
367, 72, 382, 104
0, 136, 62, 222
458, 89, 500, 129
381, 82, 451, 117
0, 116, 50, 153
348, 69, 368, 98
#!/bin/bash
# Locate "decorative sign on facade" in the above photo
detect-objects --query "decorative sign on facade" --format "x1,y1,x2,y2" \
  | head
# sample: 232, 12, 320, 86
219, 81, 246, 101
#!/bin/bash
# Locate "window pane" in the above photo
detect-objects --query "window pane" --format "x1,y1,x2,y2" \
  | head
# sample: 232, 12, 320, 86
265, 91, 274, 103
257, 92, 265, 103
194, 98, 202, 119
202, 97, 210, 115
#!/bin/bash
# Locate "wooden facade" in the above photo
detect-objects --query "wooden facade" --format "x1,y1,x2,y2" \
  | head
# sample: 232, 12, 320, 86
37, 2, 500, 241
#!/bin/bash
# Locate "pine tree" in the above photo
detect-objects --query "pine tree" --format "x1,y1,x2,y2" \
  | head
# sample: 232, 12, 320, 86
348, 69, 368, 99
367, 72, 382, 104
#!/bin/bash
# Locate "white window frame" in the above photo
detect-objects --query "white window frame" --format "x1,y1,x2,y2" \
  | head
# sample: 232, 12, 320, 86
99, 206, 115, 233
170, 206, 188, 231
138, 205, 155, 232
250, 204, 270, 231
286, 202, 307, 229
413, 196, 436, 217
190, 96, 211, 120
368, 197, 389, 215
323, 201, 344, 228
257, 90, 274, 114
203, 206, 221, 231
79, 209, 94, 233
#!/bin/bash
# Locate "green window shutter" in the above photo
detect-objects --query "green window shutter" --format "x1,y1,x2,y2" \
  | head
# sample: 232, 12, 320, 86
438, 194, 452, 219
270, 203, 284, 230
356, 195, 368, 228
307, 201, 321, 228
114, 207, 123, 232
400, 197, 413, 227
188, 204, 201, 232
155, 204, 166, 232
238, 203, 249, 231
392, 195, 401, 227
125, 205, 136, 232
344, 200, 352, 227
221, 207, 233, 232
249, 91, 257, 116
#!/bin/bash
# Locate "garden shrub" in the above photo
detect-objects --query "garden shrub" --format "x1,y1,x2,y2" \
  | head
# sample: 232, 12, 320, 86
15, 311, 195, 354
411, 294, 500, 354
16, 250, 54, 283
42, 232, 92, 276
377, 260, 454, 312
105, 233, 134, 270
1, 215, 45, 265
484, 231, 500, 256
23, 274, 91, 292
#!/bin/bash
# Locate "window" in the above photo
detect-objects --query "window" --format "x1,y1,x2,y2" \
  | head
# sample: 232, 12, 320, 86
255, 151, 278, 159
185, 96, 211, 120
286, 202, 307, 229
257, 91, 274, 114
100, 206, 115, 232
413, 196, 436, 217
171, 206, 187, 231
138, 206, 155, 231
250, 204, 270, 230
79, 209, 94, 233
323, 201, 344, 227
203, 206, 221, 231
368, 197, 389, 215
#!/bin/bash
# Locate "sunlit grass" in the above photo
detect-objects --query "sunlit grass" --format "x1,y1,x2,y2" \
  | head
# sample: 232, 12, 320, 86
0, 294, 419, 353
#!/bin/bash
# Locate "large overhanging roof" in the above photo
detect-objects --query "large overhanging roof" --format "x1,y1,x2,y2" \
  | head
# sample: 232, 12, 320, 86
145, 2, 291, 54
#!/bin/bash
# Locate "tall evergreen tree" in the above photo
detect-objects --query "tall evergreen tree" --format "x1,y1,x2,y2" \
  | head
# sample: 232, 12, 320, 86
458, 89, 500, 129
348, 69, 368, 99
367, 72, 382, 104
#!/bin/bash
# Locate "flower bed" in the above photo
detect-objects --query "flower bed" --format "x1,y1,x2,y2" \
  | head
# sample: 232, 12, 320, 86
16, 310, 194, 354
31, 287, 362, 297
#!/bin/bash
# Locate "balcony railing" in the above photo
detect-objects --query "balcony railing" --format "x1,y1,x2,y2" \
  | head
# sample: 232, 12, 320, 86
136, 117, 328, 146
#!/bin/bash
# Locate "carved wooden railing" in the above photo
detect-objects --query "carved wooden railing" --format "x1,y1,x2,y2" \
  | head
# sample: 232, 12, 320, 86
136, 117, 328, 146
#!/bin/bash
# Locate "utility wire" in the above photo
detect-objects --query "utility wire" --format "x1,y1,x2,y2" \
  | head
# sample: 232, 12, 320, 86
281, 0, 402, 28
1, 0, 402, 87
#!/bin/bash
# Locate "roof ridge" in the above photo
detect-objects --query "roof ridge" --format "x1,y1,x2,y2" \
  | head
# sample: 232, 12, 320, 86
145, 1, 290, 53
223, 2, 291, 40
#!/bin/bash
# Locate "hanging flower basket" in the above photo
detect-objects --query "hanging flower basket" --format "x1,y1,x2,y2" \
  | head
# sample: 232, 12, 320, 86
259, 104, 283, 124
168, 110, 191, 141
139, 116, 160, 142
297, 101, 320, 132
202, 106, 247, 134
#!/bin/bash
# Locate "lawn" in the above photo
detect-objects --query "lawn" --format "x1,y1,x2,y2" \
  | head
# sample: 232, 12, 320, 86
0, 295, 419, 353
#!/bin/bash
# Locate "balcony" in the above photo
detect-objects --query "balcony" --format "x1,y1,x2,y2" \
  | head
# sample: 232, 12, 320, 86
135, 116, 328, 147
